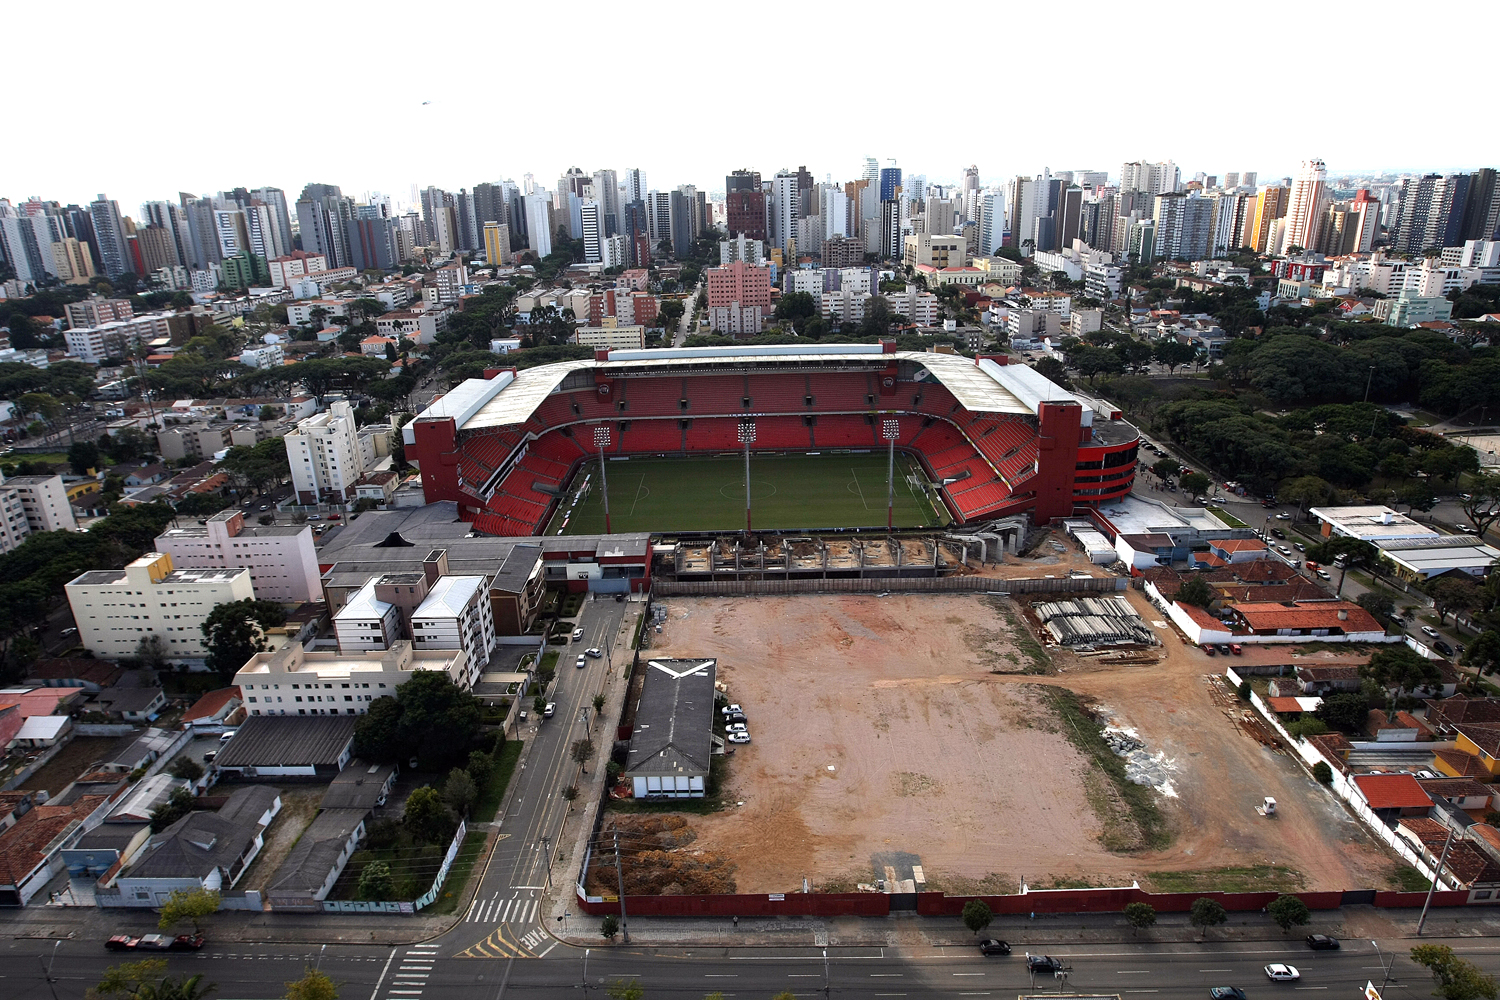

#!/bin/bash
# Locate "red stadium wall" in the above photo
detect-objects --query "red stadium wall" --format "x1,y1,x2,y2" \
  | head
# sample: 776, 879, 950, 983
1030, 401, 1084, 522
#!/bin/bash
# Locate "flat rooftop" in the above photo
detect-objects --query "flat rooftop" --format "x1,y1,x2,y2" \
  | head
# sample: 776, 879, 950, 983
1097, 494, 1235, 537
1309, 505, 1440, 542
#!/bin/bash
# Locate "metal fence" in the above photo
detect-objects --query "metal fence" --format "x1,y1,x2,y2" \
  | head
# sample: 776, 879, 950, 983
653, 575, 1127, 597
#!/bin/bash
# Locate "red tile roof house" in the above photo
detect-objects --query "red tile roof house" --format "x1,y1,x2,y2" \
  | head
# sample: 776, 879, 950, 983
1229, 601, 1390, 641
1397, 817, 1500, 890
0, 774, 127, 906
182, 687, 245, 730
1353, 773, 1434, 820
1270, 665, 1362, 697
1209, 537, 1269, 564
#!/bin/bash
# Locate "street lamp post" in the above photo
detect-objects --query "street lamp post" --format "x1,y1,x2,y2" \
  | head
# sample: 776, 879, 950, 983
882, 418, 900, 531
1371, 940, 1394, 992
738, 420, 757, 535
593, 426, 612, 535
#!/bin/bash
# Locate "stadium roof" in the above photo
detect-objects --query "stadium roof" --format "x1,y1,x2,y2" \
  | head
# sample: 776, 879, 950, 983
413, 345, 1090, 436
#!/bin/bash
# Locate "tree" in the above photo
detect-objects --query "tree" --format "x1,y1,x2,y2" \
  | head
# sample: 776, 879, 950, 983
1124, 901, 1156, 932
1429, 578, 1481, 627
1363, 645, 1441, 695
1465, 630, 1500, 676
1305, 536, 1379, 597
284, 968, 339, 1000
350, 669, 481, 771
200, 599, 287, 677
570, 738, 596, 772
773, 291, 817, 333
593, 693, 607, 715
1285, 716, 1330, 739
1278, 475, 1336, 518
1460, 474, 1500, 538
1356, 590, 1396, 623
961, 898, 993, 935
69, 439, 101, 475
403, 786, 455, 845
1267, 894, 1311, 930
1154, 339, 1198, 374
442, 767, 477, 815
1189, 897, 1227, 937
136, 634, 169, 671
1174, 575, 1216, 609
1032, 356, 1073, 388
158, 887, 221, 932
1410, 944, 1500, 1000
1179, 472, 1211, 496
1312, 761, 1333, 785
1152, 458, 1181, 479
149, 787, 197, 833
1069, 344, 1125, 385
357, 860, 396, 901
96, 960, 217, 1000
467, 749, 494, 787
169, 756, 204, 781
1316, 692, 1372, 733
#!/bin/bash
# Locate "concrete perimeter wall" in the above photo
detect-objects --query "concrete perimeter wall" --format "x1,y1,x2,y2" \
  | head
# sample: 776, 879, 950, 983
654, 576, 1127, 597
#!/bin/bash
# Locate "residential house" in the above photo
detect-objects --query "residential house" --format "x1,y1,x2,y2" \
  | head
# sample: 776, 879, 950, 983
91, 687, 167, 723
1353, 773, 1433, 821
213, 715, 356, 779
625, 658, 716, 799
0, 773, 127, 906
181, 687, 245, 730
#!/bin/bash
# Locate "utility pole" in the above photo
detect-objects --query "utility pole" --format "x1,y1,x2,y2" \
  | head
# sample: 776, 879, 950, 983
540, 835, 552, 889
613, 832, 630, 943
581, 947, 590, 991
39, 940, 61, 1000
1416, 825, 1456, 935
594, 426, 612, 534
1371, 940, 1394, 992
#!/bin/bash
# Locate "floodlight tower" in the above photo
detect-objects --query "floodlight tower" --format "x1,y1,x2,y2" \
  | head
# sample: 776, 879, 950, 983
882, 418, 900, 530
737, 419, 757, 534
594, 425, 612, 534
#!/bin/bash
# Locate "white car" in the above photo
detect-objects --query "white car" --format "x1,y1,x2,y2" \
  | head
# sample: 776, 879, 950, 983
1264, 965, 1300, 982
727, 732, 751, 744
584, 647, 603, 658
1275, 512, 1291, 520
575, 655, 586, 669
1422, 626, 1440, 639
721, 703, 744, 716
571, 628, 584, 641
726, 722, 747, 733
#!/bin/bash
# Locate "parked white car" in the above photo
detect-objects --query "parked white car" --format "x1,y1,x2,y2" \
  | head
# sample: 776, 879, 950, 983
727, 732, 751, 744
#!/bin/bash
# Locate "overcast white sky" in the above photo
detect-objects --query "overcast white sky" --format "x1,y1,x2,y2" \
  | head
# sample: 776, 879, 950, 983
10, 0, 1496, 214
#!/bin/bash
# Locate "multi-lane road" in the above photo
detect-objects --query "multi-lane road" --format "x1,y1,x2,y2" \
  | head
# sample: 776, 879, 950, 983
7, 930, 1496, 1000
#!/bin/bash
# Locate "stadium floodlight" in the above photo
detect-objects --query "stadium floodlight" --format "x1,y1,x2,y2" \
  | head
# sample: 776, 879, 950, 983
882, 418, 900, 531
594, 425, 612, 534
738, 420, 757, 534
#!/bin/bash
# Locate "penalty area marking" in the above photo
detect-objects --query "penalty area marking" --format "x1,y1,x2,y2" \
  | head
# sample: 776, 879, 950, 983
629, 475, 649, 516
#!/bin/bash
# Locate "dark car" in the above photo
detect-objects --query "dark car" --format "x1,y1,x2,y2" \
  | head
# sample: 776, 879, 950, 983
1027, 955, 1063, 974
979, 938, 1011, 956
1435, 640, 1454, 657
724, 712, 747, 724
1216, 643, 1233, 655
1210, 989, 1247, 1000
1271, 528, 1287, 539
1305, 934, 1340, 950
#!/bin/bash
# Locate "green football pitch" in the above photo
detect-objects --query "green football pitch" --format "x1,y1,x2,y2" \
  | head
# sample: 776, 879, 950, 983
544, 453, 948, 534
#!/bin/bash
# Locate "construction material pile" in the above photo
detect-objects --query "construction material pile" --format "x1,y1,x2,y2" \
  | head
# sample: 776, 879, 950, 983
1033, 595, 1156, 647
1103, 727, 1178, 797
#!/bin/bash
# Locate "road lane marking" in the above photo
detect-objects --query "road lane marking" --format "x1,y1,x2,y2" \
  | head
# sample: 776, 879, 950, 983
705, 975, 739, 978
1293, 988, 1329, 991
871, 974, 904, 977
536, 942, 557, 959
1201, 970, 1232, 973
788, 974, 821, 978
1118, 971, 1151, 974
954, 973, 986, 976
1126, 991, 1161, 994
367, 948, 397, 1000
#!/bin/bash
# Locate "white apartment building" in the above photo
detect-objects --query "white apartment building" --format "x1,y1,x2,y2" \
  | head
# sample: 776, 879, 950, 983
267, 252, 328, 288
65, 552, 254, 662
239, 344, 285, 369
332, 579, 401, 653
0, 487, 31, 555
410, 576, 495, 685
235, 641, 471, 717
64, 314, 175, 364
153, 509, 321, 603
720, 235, 765, 265
903, 233, 967, 270
2, 475, 77, 532
286, 299, 350, 327
574, 326, 645, 350
432, 264, 469, 304
285, 401, 365, 503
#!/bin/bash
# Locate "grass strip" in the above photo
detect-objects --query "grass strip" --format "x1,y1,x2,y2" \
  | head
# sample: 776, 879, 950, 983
1142, 864, 1304, 893
1042, 686, 1170, 851
423, 830, 489, 915
472, 740, 524, 822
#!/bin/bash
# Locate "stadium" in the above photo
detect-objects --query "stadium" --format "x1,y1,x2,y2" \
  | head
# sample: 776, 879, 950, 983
404, 343, 1140, 540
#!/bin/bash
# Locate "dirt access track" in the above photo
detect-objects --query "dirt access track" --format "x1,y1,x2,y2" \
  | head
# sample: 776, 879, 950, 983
644, 593, 1395, 894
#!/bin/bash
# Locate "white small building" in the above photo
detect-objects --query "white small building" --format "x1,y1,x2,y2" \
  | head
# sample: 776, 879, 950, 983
410, 576, 495, 684
234, 640, 473, 716
332, 579, 400, 653
65, 553, 254, 662
238, 344, 285, 370
285, 401, 365, 504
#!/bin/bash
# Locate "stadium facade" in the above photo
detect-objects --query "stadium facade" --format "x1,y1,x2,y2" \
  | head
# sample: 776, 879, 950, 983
404, 343, 1139, 535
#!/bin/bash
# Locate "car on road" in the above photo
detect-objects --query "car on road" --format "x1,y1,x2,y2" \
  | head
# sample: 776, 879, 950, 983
727, 732, 751, 744
61, 626, 77, 636
1271, 528, 1287, 539
1210, 989, 1247, 1000
543, 702, 555, 718
202, 749, 217, 762
308, 514, 321, 520
1275, 512, 1291, 520
1294, 542, 1305, 551
1216, 643, 1232, 655
1027, 955, 1064, 974
571, 627, 585, 641
585, 647, 603, 658
1230, 643, 1243, 655
1435, 640, 1455, 656
259, 504, 270, 511
1305, 934, 1340, 950
978, 938, 1011, 956
518, 709, 528, 723
1264, 964, 1300, 981
1422, 625, 1440, 639
724, 712, 747, 724
1316, 569, 1331, 580
106, 934, 205, 952
575, 655, 586, 669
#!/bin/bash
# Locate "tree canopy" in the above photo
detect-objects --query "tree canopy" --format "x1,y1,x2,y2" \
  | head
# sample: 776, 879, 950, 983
200, 599, 287, 677
351, 671, 482, 770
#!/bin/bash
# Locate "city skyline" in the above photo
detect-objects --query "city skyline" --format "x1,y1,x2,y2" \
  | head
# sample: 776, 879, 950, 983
8, 1, 1497, 211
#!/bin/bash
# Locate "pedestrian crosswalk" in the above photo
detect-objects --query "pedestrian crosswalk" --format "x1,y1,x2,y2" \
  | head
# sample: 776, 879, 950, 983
380, 945, 439, 998
464, 894, 539, 924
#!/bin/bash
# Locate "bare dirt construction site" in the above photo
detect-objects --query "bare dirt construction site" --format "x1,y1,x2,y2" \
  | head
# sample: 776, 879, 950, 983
641, 593, 1398, 895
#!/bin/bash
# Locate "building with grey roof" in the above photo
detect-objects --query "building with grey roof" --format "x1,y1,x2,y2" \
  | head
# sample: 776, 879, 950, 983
266, 807, 368, 910
625, 658, 716, 799
154, 508, 322, 602
320, 761, 397, 811
109, 786, 281, 905
214, 715, 356, 779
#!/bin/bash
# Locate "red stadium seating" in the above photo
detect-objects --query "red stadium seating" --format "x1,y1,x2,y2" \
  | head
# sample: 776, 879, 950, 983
619, 420, 684, 453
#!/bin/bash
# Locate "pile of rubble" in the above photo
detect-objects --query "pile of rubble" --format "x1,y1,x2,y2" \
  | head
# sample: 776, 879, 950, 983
1103, 727, 1178, 798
